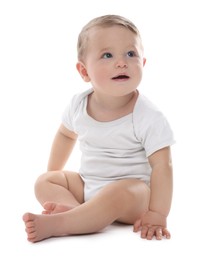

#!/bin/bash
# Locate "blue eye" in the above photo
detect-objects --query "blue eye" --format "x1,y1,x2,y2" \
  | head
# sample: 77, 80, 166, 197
127, 51, 136, 57
102, 53, 112, 59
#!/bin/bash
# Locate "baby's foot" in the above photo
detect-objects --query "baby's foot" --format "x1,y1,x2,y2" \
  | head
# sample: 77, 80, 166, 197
42, 201, 74, 214
23, 212, 58, 242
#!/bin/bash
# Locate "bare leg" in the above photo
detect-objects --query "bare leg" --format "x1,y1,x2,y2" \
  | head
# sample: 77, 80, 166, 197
34, 171, 84, 213
42, 202, 73, 214
23, 179, 150, 242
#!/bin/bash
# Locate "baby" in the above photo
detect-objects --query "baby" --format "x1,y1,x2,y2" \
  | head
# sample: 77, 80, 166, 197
23, 14, 175, 242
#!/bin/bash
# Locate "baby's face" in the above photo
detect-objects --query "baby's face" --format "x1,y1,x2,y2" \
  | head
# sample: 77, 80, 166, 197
82, 25, 146, 97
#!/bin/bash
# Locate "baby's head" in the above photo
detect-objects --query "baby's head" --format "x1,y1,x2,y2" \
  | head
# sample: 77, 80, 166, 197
77, 14, 143, 62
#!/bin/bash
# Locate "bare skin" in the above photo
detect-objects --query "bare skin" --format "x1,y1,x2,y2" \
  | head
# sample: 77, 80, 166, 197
23, 178, 151, 242
23, 22, 173, 242
23, 156, 171, 243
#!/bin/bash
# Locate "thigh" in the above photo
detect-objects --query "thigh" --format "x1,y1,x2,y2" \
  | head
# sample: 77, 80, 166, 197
36, 170, 84, 204
63, 171, 84, 204
104, 179, 150, 224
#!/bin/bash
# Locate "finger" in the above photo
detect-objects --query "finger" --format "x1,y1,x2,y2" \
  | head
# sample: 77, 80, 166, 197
155, 227, 163, 240
146, 226, 156, 240
133, 219, 142, 232
140, 225, 149, 239
162, 228, 171, 239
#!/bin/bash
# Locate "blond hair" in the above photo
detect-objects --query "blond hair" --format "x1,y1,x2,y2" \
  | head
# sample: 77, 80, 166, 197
77, 14, 142, 61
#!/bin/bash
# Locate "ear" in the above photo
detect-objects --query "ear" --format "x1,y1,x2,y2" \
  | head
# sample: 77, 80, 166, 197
76, 62, 90, 82
143, 58, 146, 66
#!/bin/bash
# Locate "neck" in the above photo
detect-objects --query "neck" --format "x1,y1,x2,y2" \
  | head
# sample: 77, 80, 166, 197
91, 90, 138, 111
87, 90, 138, 122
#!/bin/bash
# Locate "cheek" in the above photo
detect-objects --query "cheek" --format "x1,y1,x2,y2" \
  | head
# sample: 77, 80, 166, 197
133, 62, 144, 76
91, 67, 109, 83
98, 67, 109, 78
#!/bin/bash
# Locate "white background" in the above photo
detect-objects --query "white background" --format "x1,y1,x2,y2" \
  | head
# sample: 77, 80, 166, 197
0, 0, 199, 259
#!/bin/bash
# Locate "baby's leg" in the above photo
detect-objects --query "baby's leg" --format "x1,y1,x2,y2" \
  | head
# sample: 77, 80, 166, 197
34, 171, 84, 213
23, 212, 67, 242
23, 179, 150, 242
42, 202, 73, 214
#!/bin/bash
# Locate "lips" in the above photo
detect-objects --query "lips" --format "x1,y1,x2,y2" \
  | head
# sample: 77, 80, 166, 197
112, 74, 129, 80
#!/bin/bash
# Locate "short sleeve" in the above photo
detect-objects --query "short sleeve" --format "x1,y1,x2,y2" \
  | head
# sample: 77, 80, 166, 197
140, 112, 175, 157
133, 95, 175, 157
62, 93, 82, 132
61, 88, 93, 133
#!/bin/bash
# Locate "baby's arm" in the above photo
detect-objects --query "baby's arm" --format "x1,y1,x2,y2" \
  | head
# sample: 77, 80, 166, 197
47, 124, 77, 171
134, 146, 173, 240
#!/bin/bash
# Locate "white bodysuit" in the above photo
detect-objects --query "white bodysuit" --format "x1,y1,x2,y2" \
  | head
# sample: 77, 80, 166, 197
62, 88, 175, 201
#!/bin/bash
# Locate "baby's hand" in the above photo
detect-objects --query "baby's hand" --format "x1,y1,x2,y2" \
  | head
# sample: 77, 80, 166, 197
133, 210, 171, 240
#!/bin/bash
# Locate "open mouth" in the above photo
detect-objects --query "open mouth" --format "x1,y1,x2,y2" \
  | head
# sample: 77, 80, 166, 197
112, 75, 129, 80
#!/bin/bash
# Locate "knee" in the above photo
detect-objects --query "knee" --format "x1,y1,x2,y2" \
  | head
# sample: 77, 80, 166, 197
101, 181, 131, 207
34, 170, 69, 193
102, 179, 150, 211
34, 172, 49, 196
34, 171, 59, 196
109, 180, 150, 224
35, 171, 50, 185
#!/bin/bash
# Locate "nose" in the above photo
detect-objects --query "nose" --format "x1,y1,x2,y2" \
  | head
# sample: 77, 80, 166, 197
115, 57, 128, 68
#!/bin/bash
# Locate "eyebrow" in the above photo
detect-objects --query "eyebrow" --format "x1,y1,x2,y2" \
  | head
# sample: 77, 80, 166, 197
99, 44, 138, 53
99, 47, 112, 53
126, 43, 139, 49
